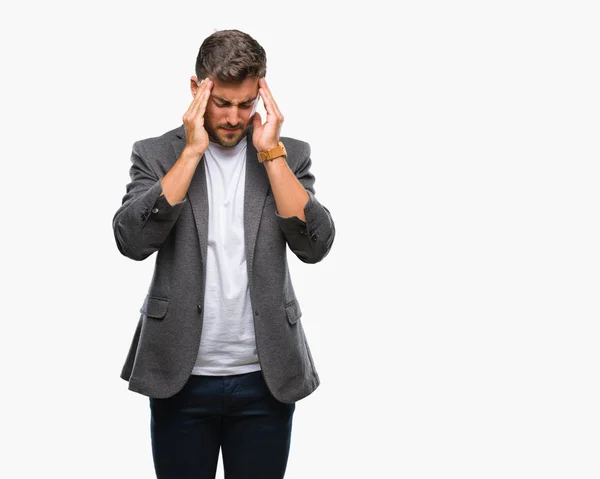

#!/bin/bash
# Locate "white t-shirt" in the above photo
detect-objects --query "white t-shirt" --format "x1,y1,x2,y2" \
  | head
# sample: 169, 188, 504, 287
191, 137, 261, 376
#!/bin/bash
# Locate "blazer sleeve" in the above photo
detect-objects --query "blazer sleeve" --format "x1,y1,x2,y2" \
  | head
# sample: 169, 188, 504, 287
112, 140, 187, 261
275, 141, 336, 264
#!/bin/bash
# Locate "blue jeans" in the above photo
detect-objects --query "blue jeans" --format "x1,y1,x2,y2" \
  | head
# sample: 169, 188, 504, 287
149, 370, 295, 479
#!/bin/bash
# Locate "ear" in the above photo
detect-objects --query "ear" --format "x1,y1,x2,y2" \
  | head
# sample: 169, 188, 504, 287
190, 76, 199, 96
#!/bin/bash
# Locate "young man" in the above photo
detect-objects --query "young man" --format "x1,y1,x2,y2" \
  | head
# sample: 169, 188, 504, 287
112, 29, 335, 478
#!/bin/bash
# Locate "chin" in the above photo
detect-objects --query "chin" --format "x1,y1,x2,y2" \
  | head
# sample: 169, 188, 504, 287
219, 137, 240, 147
216, 128, 247, 147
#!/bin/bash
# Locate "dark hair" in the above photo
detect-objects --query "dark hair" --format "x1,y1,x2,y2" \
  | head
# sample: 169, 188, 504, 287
195, 29, 267, 83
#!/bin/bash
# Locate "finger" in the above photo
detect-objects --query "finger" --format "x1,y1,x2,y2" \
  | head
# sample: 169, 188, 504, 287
191, 77, 211, 106
258, 79, 283, 120
258, 78, 276, 109
187, 78, 210, 118
258, 78, 279, 112
185, 80, 205, 119
259, 88, 283, 122
196, 80, 213, 121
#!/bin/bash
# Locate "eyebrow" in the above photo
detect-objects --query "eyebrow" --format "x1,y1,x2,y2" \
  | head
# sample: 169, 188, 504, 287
212, 95, 257, 106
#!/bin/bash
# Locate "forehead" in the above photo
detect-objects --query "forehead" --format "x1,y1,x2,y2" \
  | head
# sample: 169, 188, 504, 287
210, 77, 259, 101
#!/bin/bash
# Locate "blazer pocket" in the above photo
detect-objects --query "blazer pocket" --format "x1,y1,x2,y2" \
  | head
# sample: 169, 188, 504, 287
285, 299, 302, 325
140, 296, 170, 319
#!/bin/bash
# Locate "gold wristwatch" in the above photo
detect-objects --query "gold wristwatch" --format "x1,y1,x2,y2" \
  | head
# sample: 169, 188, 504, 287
257, 141, 287, 163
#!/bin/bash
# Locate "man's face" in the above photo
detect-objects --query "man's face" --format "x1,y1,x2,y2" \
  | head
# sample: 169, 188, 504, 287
201, 77, 259, 147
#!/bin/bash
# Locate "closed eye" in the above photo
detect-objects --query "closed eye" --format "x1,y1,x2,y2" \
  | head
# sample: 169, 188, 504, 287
214, 103, 253, 109
212, 98, 255, 109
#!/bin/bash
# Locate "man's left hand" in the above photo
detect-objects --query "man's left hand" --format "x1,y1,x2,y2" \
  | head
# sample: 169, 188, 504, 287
252, 78, 284, 152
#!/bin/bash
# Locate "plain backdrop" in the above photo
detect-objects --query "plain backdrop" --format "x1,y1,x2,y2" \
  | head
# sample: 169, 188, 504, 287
1, 1, 599, 478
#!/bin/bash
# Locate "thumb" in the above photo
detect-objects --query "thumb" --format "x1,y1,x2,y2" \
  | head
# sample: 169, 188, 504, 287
252, 111, 262, 129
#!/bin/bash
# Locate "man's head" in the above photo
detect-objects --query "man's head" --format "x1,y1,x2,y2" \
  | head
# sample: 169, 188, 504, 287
192, 30, 267, 147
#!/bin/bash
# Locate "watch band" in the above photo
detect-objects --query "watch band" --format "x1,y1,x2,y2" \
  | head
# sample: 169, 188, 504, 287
257, 141, 287, 163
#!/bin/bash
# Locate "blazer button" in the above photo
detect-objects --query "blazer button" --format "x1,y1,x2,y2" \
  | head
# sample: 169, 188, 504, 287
197, 305, 202, 313
311, 234, 318, 242
152, 207, 159, 214
254, 310, 259, 316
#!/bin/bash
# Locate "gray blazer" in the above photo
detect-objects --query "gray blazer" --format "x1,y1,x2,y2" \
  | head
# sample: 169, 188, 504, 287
113, 125, 335, 403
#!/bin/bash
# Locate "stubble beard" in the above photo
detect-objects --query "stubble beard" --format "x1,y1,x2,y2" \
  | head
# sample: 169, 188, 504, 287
205, 122, 248, 147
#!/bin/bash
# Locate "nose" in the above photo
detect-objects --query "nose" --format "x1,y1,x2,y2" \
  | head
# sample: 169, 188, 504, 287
225, 105, 241, 125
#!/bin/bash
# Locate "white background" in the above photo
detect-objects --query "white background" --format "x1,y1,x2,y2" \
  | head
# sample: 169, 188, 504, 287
1, 1, 599, 478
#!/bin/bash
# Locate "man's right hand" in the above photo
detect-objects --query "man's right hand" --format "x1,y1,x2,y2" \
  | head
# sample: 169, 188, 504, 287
159, 78, 213, 206
182, 77, 213, 157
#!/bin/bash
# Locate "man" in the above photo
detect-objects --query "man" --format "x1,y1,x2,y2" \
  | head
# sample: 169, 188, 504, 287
112, 29, 335, 478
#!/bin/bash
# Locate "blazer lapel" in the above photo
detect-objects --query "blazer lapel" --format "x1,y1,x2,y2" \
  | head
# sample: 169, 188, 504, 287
243, 128, 270, 276
171, 126, 209, 269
